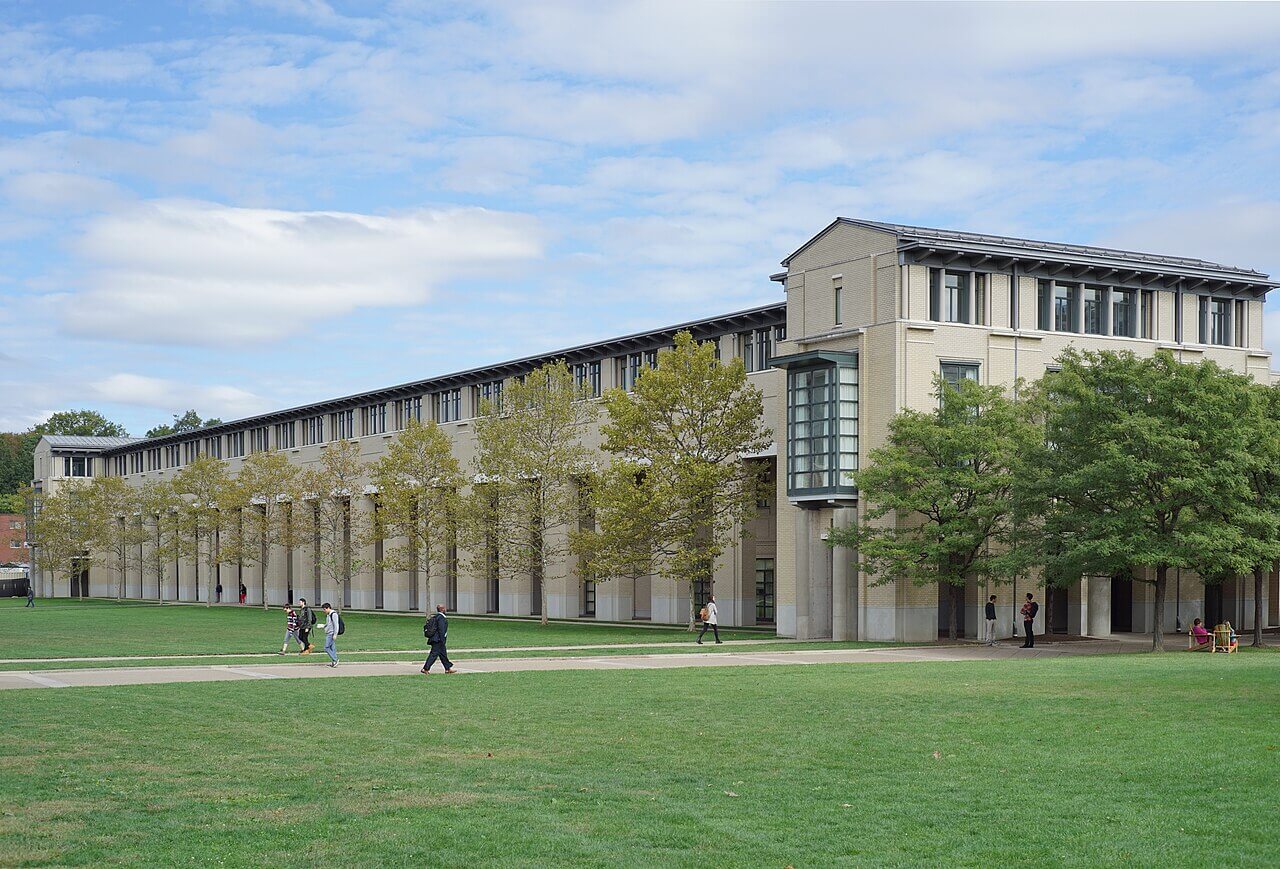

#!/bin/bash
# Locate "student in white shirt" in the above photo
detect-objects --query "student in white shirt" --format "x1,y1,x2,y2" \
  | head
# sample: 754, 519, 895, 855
697, 595, 721, 645
322, 603, 340, 667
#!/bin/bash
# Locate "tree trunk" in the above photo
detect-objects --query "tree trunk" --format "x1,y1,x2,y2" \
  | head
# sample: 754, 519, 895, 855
1045, 585, 1055, 639
689, 580, 698, 631
1253, 565, 1266, 647
1152, 565, 1168, 651
261, 552, 270, 610
541, 582, 549, 626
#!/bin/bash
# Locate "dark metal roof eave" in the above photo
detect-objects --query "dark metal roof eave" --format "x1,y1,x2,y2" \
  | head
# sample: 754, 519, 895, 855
101, 301, 787, 456
897, 240, 1277, 287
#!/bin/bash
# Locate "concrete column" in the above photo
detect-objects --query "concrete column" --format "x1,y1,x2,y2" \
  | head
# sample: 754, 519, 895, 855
830, 506, 857, 640
542, 524, 575, 619
1086, 575, 1111, 637
794, 508, 811, 639
712, 535, 743, 627
595, 574, 634, 621
381, 534, 412, 612
178, 553, 197, 602
350, 496, 377, 609
650, 575, 687, 625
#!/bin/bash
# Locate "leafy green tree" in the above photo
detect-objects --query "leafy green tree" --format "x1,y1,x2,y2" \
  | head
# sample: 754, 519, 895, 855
467, 361, 597, 624
85, 476, 146, 599
0, 491, 25, 513
146, 410, 223, 439
223, 451, 303, 609
172, 455, 232, 607
31, 410, 129, 437
31, 481, 101, 593
0, 433, 41, 500
371, 419, 463, 612
298, 439, 371, 605
828, 376, 1037, 639
1016, 349, 1255, 651
138, 479, 183, 603
584, 331, 771, 629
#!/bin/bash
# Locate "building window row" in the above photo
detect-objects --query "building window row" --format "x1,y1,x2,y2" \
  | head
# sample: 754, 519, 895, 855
331, 409, 354, 440
394, 397, 421, 430
62, 456, 92, 477
928, 269, 989, 327
617, 351, 658, 392
1036, 281, 1155, 339
275, 421, 296, 449
436, 389, 462, 423
302, 415, 324, 446
363, 403, 386, 436
1198, 296, 1245, 347
572, 362, 601, 398
250, 426, 269, 454
741, 326, 786, 373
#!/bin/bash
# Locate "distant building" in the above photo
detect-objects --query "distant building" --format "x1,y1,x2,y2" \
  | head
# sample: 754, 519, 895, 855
0, 512, 28, 565
28, 219, 1280, 640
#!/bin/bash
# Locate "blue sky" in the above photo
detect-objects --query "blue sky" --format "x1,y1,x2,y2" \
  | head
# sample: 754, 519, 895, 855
2, 0, 1280, 434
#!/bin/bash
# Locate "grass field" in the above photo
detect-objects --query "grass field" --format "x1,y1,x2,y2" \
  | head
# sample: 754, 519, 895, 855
0, 598, 765, 660
3, 654, 1278, 866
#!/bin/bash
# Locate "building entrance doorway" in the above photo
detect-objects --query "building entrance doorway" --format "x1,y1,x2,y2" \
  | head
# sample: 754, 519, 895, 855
1205, 583, 1223, 627
1111, 575, 1133, 632
938, 584, 965, 637
1049, 587, 1069, 634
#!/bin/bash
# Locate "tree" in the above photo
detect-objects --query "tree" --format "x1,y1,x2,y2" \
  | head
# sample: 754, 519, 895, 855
584, 331, 772, 629
146, 410, 223, 439
371, 419, 463, 612
31, 481, 101, 593
224, 451, 302, 609
829, 376, 1038, 640
85, 476, 146, 599
465, 361, 597, 624
138, 479, 183, 603
0, 433, 41, 501
298, 440, 370, 606
172, 455, 232, 607
1016, 349, 1255, 651
31, 410, 129, 437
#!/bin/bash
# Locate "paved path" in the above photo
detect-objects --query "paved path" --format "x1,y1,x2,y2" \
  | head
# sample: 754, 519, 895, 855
0, 641, 1135, 691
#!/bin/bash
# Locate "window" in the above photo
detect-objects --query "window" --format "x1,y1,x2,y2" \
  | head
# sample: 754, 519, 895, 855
63, 456, 91, 477
834, 284, 843, 325
1236, 300, 1247, 347
1112, 289, 1136, 338
130, 452, 143, 474
974, 274, 988, 326
476, 380, 504, 412
165, 445, 180, 468
644, 349, 659, 370
330, 409, 354, 440
581, 580, 596, 617
1209, 297, 1231, 345
183, 440, 201, 464
393, 398, 421, 430
204, 435, 222, 459
572, 362, 601, 398
755, 558, 776, 624
274, 421, 297, 449
302, 415, 324, 445
363, 404, 386, 436
1054, 283, 1076, 332
617, 353, 643, 391
786, 359, 858, 496
146, 447, 162, 469
931, 269, 971, 324
741, 328, 774, 373
1141, 290, 1155, 339
775, 323, 787, 343
435, 389, 461, 423
227, 431, 245, 458
940, 362, 980, 389
1082, 286, 1104, 335
250, 426, 269, 453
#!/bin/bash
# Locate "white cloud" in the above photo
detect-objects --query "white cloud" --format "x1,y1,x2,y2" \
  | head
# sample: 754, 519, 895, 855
61, 199, 547, 345
3, 171, 129, 213
90, 373, 270, 419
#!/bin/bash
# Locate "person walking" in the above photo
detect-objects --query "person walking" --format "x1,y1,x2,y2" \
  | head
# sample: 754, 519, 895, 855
279, 605, 302, 655
238, 582, 247, 605
321, 603, 340, 667
1020, 592, 1039, 648
215, 581, 223, 603
296, 598, 315, 654
25, 581, 34, 607
697, 595, 721, 645
984, 595, 998, 646
421, 604, 457, 674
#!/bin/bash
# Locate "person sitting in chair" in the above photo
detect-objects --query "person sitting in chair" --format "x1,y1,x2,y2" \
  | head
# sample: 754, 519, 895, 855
1222, 621, 1239, 653
1188, 617, 1214, 650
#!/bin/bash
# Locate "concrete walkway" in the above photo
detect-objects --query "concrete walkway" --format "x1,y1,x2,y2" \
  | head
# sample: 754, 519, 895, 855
0, 640, 1136, 691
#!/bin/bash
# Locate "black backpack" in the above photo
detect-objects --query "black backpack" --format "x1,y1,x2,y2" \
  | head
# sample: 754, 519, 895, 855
423, 613, 439, 641
337, 613, 346, 636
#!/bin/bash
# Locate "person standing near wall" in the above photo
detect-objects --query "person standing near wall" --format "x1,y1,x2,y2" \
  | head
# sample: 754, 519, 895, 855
1020, 593, 1039, 649
984, 595, 998, 646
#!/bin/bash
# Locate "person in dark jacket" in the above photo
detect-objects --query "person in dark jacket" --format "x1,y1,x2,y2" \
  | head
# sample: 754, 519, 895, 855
238, 582, 247, 605
296, 598, 315, 654
215, 582, 223, 603
421, 604, 457, 675
1020, 593, 1039, 648
984, 595, 998, 646
25, 582, 34, 607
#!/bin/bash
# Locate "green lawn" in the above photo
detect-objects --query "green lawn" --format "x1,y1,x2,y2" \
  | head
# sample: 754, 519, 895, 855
0, 598, 765, 660
2, 654, 1277, 866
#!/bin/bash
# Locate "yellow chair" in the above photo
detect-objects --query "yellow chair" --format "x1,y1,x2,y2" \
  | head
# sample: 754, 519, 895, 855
1212, 623, 1238, 654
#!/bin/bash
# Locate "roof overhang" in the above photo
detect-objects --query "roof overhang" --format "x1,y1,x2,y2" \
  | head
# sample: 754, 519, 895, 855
770, 350, 859, 369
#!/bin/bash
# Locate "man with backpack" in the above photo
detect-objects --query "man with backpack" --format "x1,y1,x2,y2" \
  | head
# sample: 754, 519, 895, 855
421, 604, 457, 675
321, 602, 342, 667
1020, 592, 1039, 649
296, 598, 316, 654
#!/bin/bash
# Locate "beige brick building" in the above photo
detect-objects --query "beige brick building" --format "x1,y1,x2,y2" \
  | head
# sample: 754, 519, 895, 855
31, 218, 1280, 641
